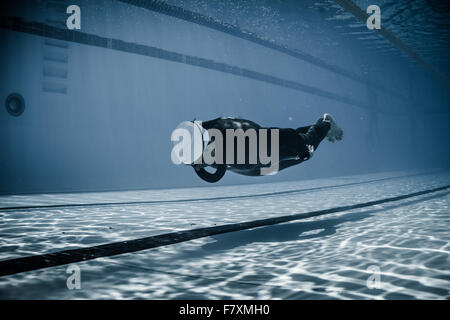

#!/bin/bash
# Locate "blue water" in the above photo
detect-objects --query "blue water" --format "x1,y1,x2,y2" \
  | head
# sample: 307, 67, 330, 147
168, 0, 450, 72
0, 0, 449, 300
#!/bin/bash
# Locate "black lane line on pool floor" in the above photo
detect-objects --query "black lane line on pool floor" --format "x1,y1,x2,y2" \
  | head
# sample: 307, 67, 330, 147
0, 170, 443, 211
0, 184, 449, 277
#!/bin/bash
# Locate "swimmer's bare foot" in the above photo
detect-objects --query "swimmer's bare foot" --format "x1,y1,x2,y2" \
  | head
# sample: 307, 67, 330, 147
323, 113, 343, 142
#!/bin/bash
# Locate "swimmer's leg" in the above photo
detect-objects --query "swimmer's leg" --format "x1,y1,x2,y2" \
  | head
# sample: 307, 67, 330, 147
295, 125, 312, 135
300, 114, 343, 150
300, 118, 331, 150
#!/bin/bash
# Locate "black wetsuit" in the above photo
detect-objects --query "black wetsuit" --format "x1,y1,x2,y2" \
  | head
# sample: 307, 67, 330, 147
194, 117, 331, 182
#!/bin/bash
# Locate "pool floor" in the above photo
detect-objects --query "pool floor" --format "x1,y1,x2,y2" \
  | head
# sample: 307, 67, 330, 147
0, 169, 449, 299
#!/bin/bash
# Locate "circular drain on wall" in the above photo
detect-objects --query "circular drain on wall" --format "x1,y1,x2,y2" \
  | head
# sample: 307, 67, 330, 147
5, 93, 25, 117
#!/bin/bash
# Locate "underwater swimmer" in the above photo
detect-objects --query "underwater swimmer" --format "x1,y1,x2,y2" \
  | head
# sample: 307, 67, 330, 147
187, 114, 343, 183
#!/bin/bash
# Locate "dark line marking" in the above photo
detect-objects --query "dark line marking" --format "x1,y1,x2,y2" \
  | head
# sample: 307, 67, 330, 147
44, 39, 69, 49
0, 171, 442, 211
117, 0, 406, 100
0, 184, 448, 277
0, 16, 371, 111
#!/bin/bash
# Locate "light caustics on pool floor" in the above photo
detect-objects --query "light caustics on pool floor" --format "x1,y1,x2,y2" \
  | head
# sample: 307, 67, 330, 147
0, 169, 449, 299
